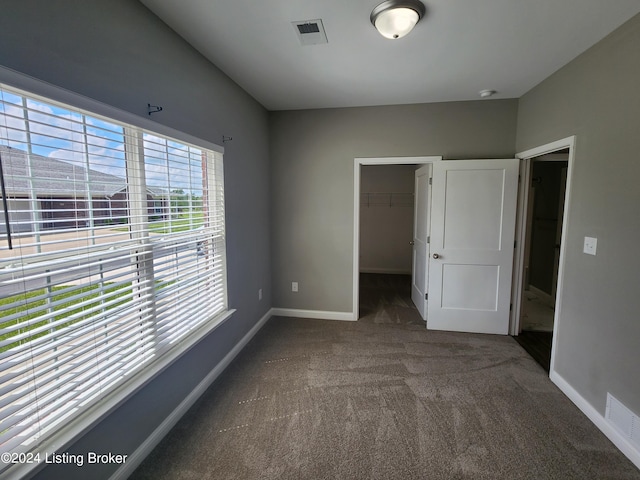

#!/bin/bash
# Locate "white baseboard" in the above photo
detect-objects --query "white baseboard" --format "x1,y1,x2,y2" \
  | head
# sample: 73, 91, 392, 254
550, 370, 640, 470
110, 308, 273, 480
271, 308, 356, 322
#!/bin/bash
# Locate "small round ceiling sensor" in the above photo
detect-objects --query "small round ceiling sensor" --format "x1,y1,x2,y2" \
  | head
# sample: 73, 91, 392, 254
479, 89, 497, 98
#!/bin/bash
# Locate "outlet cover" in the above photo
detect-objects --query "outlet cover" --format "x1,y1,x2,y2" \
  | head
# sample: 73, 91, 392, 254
583, 236, 597, 255
292, 282, 299, 292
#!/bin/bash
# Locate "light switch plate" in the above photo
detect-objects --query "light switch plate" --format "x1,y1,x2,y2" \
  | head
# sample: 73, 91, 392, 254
583, 236, 597, 255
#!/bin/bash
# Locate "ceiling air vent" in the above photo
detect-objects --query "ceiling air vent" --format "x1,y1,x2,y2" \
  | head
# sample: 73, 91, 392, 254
292, 19, 328, 46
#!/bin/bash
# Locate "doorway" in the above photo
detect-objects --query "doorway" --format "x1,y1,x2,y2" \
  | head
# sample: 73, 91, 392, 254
516, 153, 568, 370
352, 157, 441, 321
359, 163, 420, 324
354, 155, 520, 335
512, 137, 575, 373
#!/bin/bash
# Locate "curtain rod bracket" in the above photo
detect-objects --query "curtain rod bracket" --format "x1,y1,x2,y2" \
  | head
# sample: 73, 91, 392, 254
0, 152, 13, 249
147, 103, 163, 115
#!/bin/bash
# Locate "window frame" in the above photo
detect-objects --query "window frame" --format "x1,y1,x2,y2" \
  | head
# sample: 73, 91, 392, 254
0, 66, 233, 480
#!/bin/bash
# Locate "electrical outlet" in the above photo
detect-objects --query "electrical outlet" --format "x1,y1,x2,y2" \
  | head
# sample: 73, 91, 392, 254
258, 288, 262, 300
292, 282, 299, 292
583, 236, 598, 255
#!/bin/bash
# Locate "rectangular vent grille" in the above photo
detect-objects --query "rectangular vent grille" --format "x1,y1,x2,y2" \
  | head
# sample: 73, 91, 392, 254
292, 19, 328, 46
606, 393, 640, 449
297, 23, 320, 34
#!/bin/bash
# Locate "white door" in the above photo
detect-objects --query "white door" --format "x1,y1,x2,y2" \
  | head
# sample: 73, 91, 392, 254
427, 159, 519, 334
411, 164, 432, 320
551, 166, 567, 304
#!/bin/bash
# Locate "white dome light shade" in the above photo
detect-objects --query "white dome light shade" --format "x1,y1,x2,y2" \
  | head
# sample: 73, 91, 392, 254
374, 8, 419, 39
371, 0, 426, 40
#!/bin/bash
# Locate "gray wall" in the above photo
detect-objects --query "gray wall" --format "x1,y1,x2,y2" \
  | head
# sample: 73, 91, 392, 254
0, 1, 270, 479
270, 100, 518, 312
516, 14, 640, 417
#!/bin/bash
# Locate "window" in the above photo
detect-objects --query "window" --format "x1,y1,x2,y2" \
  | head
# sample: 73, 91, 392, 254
0, 84, 228, 472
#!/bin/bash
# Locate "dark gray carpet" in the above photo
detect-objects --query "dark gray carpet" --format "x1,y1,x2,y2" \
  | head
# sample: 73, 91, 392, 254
358, 273, 423, 325
131, 276, 640, 479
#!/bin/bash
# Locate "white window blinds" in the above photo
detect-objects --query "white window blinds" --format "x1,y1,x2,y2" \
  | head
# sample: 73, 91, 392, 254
0, 84, 228, 470
141, 133, 227, 349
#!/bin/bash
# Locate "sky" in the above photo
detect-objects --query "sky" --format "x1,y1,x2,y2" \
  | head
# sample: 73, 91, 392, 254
0, 87, 206, 197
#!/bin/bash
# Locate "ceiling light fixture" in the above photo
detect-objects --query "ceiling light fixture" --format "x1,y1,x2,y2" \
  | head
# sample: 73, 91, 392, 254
370, 0, 426, 40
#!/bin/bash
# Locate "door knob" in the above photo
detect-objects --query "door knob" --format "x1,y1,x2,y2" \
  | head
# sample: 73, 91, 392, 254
432, 253, 440, 259
409, 241, 415, 245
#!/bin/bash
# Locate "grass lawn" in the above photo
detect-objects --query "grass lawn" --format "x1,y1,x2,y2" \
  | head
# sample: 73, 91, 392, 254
148, 212, 204, 234
114, 212, 204, 234
0, 283, 130, 353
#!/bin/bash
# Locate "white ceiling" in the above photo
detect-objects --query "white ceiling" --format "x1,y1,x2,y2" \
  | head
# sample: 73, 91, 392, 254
140, 0, 640, 111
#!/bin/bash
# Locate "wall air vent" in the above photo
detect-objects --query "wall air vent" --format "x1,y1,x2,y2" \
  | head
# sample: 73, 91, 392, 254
292, 19, 328, 46
606, 393, 640, 451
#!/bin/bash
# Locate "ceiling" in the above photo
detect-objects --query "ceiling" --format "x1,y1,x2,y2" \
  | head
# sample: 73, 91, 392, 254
140, 0, 640, 111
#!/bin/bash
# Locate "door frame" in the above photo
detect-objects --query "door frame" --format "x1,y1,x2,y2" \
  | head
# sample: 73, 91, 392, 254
353, 156, 442, 320
512, 136, 576, 373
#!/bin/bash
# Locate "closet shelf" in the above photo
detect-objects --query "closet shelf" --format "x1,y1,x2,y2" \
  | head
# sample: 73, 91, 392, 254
360, 192, 414, 207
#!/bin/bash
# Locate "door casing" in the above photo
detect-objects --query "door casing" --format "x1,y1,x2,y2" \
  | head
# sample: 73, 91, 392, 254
512, 136, 576, 375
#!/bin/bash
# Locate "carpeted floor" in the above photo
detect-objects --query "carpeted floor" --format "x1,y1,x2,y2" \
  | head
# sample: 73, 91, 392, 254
130, 275, 640, 480
358, 273, 424, 325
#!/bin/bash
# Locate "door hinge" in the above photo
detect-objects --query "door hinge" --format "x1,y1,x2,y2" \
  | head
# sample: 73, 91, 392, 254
510, 303, 513, 311
427, 236, 430, 244
428, 177, 432, 185
425, 293, 428, 300
514, 240, 517, 249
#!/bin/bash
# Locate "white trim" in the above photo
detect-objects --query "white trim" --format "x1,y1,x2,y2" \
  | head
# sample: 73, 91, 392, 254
510, 157, 531, 335
109, 308, 273, 480
550, 371, 640, 470
517, 136, 574, 160
0, 65, 223, 154
353, 156, 442, 321
271, 308, 355, 322
513, 136, 575, 376
355, 156, 441, 165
